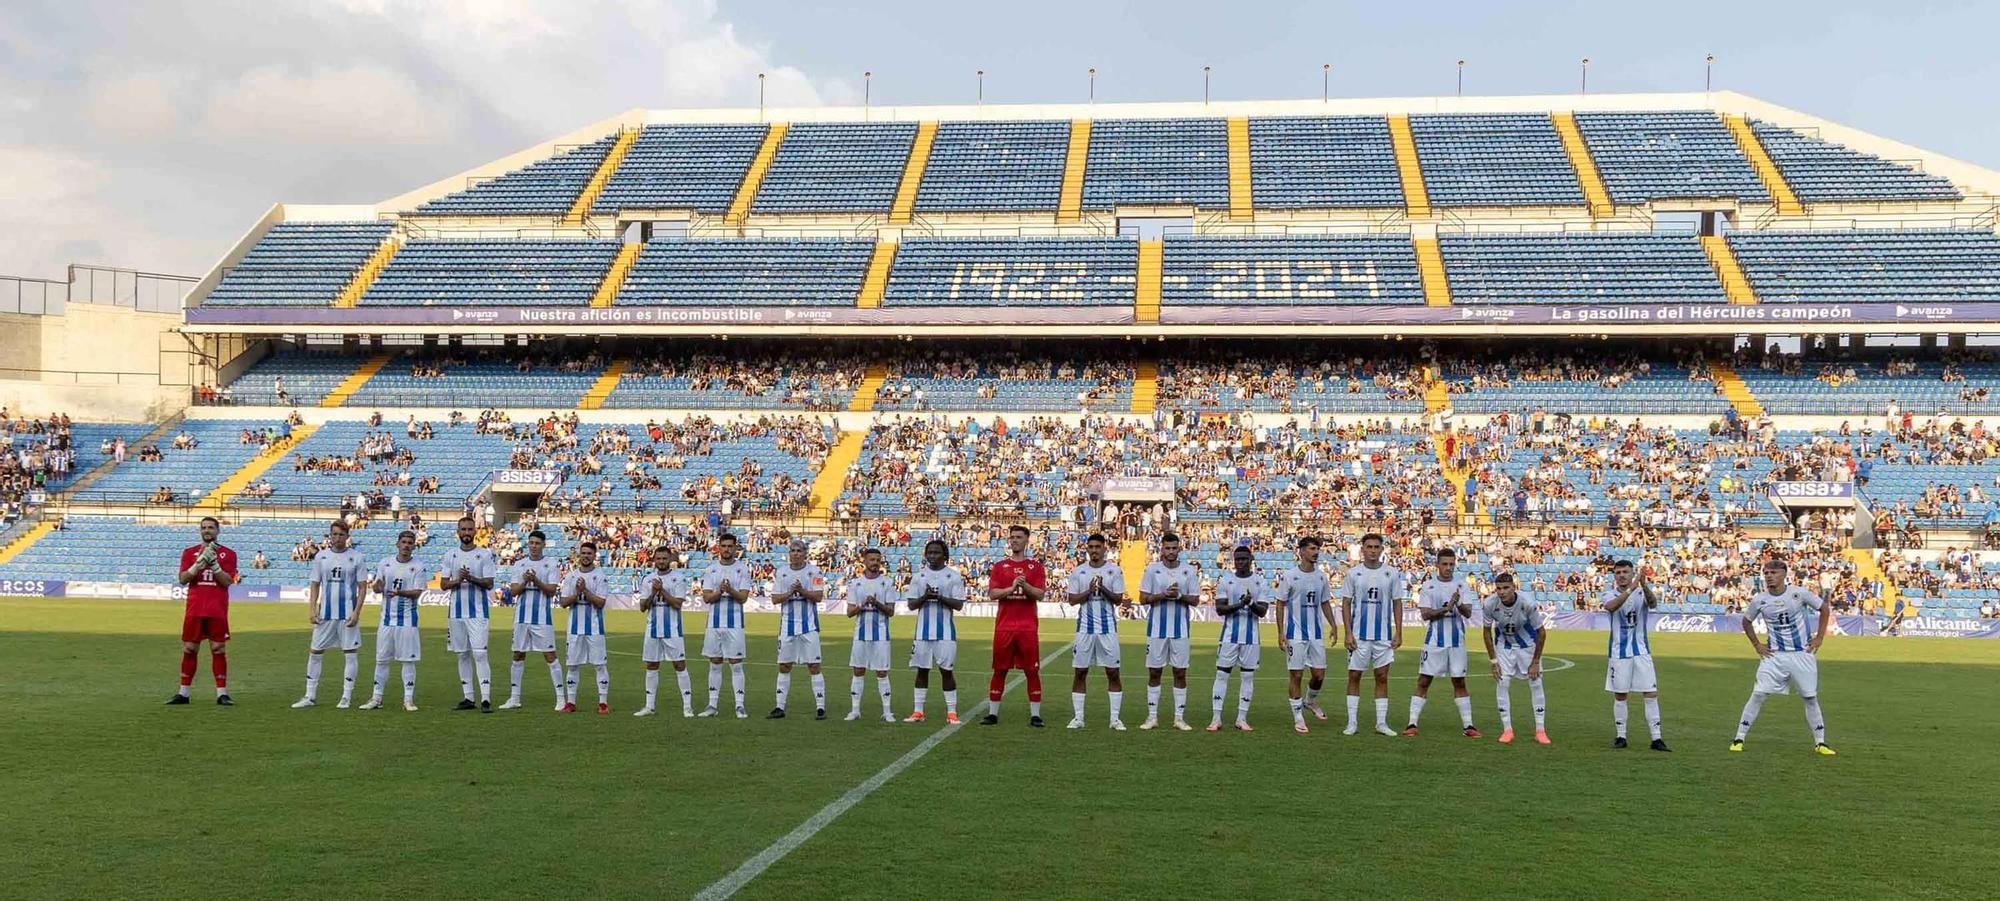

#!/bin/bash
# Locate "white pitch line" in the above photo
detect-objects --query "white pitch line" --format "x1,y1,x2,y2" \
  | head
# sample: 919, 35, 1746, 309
691, 642, 1069, 901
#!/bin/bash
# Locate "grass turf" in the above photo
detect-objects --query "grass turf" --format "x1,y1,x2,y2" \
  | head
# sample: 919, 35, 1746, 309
3, 598, 1997, 900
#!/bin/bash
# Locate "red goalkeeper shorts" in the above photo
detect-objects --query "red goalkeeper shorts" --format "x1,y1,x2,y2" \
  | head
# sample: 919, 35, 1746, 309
991, 629, 1040, 672
181, 612, 230, 644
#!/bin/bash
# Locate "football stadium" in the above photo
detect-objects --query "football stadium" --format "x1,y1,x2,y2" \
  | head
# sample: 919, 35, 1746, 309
9, 9, 2000, 899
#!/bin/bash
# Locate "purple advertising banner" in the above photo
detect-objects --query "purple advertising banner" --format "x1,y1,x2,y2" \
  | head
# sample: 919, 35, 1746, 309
185, 305, 1135, 327
1162, 301, 2000, 326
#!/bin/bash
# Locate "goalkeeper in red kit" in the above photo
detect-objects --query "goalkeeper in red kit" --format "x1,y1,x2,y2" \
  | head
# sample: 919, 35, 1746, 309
979, 524, 1046, 727
168, 516, 238, 705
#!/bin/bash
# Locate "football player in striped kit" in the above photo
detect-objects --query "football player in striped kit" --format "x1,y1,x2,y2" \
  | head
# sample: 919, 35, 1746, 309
295, 519, 366, 709
1208, 545, 1269, 733
1139, 533, 1201, 731
1603, 559, 1669, 751
1481, 573, 1550, 745
698, 534, 754, 718
362, 530, 426, 712
1406, 548, 1479, 738
1341, 533, 1405, 736
768, 539, 827, 720
635, 544, 695, 718
500, 530, 565, 711
905, 539, 966, 724
1731, 559, 1836, 756
1063, 533, 1126, 730
843, 548, 899, 723
437, 516, 497, 713
559, 540, 612, 715
1274, 535, 1335, 733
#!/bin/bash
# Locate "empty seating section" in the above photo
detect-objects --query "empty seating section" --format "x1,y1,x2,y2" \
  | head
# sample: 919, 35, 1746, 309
415, 135, 617, 216
86, 419, 282, 503
1410, 114, 1585, 207
1446, 366, 1731, 415
1083, 119, 1230, 209
1439, 233, 1725, 304
883, 238, 1136, 307
202, 222, 394, 306
915, 120, 1068, 212
752, 122, 917, 214
1247, 116, 1402, 209
591, 124, 768, 214
346, 359, 601, 407
1726, 230, 2000, 303
1161, 235, 1424, 306
241, 420, 510, 507
614, 238, 873, 307
358, 239, 619, 307
226, 353, 366, 405
1736, 360, 2000, 414
1574, 112, 1769, 204
1750, 121, 1960, 204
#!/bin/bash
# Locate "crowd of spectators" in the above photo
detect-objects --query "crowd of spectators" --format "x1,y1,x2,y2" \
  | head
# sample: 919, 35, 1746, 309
622, 352, 861, 411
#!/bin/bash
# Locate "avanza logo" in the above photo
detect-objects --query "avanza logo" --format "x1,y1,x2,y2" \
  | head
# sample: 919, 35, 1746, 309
1895, 305, 1955, 319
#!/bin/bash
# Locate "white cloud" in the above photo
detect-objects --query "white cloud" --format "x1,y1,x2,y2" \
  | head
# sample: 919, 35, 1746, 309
85, 72, 184, 141
200, 64, 458, 146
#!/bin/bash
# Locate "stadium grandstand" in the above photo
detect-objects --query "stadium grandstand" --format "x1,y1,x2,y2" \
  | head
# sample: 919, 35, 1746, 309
4, 88, 2000, 638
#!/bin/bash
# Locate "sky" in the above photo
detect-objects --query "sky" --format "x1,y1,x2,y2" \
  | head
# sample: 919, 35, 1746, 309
1, 0, 1995, 281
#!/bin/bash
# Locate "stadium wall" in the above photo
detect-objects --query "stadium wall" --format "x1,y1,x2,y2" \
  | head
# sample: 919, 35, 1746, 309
0, 302, 189, 422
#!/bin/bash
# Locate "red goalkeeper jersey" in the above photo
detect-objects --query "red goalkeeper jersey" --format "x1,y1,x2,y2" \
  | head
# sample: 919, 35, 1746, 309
987, 557, 1045, 632
180, 544, 237, 618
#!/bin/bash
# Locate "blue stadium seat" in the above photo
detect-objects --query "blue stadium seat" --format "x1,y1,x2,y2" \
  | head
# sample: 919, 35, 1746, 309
1084, 119, 1230, 209
1247, 116, 1402, 209
414, 135, 617, 216
1411, 114, 1585, 208
1750, 120, 1961, 204
614, 238, 873, 307
1162, 235, 1423, 306
1575, 111, 1769, 204
753, 122, 917, 214
202, 222, 394, 307
592, 124, 768, 215
883, 238, 1136, 307
1727, 229, 2000, 303
1439, 232, 1726, 304
358, 239, 621, 307
916, 120, 1069, 212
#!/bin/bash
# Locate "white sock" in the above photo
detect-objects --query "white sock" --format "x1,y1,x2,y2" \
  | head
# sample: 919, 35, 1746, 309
775, 671, 791, 710
342, 652, 358, 700
914, 686, 929, 712
549, 661, 567, 703
1172, 686, 1187, 720
1614, 699, 1629, 738
850, 675, 864, 712
177, 684, 190, 698
1736, 691, 1769, 740
1803, 696, 1827, 743
566, 666, 580, 704
1306, 684, 1320, 707
1147, 684, 1161, 716
1374, 697, 1389, 727
401, 662, 417, 702
1072, 691, 1086, 719
810, 672, 825, 710
1346, 694, 1360, 727
990, 700, 1000, 719
472, 649, 491, 702
1107, 690, 1121, 722
730, 663, 745, 710
707, 664, 722, 708
944, 689, 957, 714
509, 659, 525, 700
373, 660, 391, 698
456, 652, 475, 700
1408, 695, 1427, 727
876, 675, 893, 715
1454, 695, 1473, 729
1210, 671, 1230, 722
1029, 700, 1041, 718
645, 669, 660, 708
305, 654, 322, 700
1644, 697, 1662, 741
1291, 695, 1306, 724
678, 669, 694, 711
1496, 679, 1513, 730
595, 664, 609, 704
1236, 671, 1255, 722
1529, 678, 1547, 729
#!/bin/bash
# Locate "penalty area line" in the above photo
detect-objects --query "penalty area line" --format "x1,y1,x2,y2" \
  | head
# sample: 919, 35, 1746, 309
691, 642, 1069, 901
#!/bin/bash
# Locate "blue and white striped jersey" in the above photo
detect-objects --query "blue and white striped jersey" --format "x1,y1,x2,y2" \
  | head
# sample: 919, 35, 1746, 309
906, 566, 965, 641
1746, 585, 1824, 653
846, 574, 897, 642
563, 568, 610, 636
511, 556, 562, 626
1340, 564, 1405, 643
1141, 561, 1201, 640
1214, 571, 1267, 645
1419, 576, 1475, 649
701, 560, 755, 630
1482, 595, 1544, 651
374, 557, 425, 627
636, 569, 689, 640
1603, 586, 1652, 659
771, 563, 825, 638
438, 546, 496, 620
309, 547, 367, 622
1276, 566, 1333, 641
1065, 562, 1124, 635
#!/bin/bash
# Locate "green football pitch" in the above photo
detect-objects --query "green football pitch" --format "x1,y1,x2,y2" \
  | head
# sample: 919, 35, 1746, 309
5, 599, 1997, 900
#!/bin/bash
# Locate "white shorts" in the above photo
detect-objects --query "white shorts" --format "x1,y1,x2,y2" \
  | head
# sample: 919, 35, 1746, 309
1493, 647, 1537, 680
642, 635, 686, 664
567, 633, 607, 667
1418, 646, 1469, 678
1754, 651, 1819, 697
1605, 655, 1659, 694
446, 618, 490, 653
1072, 632, 1122, 670
310, 620, 361, 652
778, 633, 823, 666
1348, 639, 1395, 672
1284, 639, 1327, 671
375, 625, 421, 663
849, 639, 891, 672
702, 628, 746, 660
511, 623, 556, 654
1215, 641, 1261, 671
908, 639, 958, 671
1146, 636, 1191, 669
